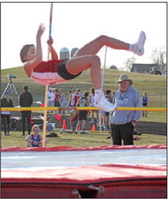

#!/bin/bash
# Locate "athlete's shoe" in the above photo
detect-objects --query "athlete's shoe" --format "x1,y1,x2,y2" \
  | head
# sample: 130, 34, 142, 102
95, 94, 116, 112
131, 31, 146, 56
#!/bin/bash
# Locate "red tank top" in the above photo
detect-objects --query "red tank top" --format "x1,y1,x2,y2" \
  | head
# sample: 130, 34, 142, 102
33, 60, 63, 73
30, 59, 66, 85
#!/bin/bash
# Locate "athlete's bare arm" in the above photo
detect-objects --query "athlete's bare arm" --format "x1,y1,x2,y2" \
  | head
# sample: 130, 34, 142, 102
47, 38, 59, 60
24, 24, 45, 76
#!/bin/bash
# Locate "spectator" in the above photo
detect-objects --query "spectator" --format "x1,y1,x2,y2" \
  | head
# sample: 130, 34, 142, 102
103, 89, 112, 130
53, 88, 60, 114
1, 92, 14, 135
73, 91, 81, 106
20, 86, 33, 135
69, 110, 78, 134
109, 74, 142, 145
76, 91, 89, 134
48, 87, 55, 107
68, 89, 74, 107
59, 88, 67, 115
76, 88, 83, 97
25, 125, 43, 147
142, 91, 148, 117
59, 89, 67, 107
89, 87, 99, 123
53, 88, 60, 107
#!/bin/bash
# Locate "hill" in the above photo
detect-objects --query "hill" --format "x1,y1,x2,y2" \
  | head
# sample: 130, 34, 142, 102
1, 66, 166, 108
1, 66, 167, 135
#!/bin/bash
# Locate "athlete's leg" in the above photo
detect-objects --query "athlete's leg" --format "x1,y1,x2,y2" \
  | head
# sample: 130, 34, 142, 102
74, 31, 146, 57
66, 55, 102, 89
74, 35, 130, 57
66, 55, 116, 112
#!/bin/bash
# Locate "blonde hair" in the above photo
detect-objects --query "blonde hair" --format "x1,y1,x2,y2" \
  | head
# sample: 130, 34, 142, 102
31, 125, 40, 132
20, 44, 34, 63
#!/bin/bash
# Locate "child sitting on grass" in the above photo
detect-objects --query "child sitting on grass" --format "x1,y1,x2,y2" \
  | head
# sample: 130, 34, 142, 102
25, 125, 48, 147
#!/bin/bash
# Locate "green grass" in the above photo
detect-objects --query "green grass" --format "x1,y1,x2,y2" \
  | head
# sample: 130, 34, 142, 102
140, 111, 166, 123
1, 66, 167, 148
1, 67, 166, 107
1, 130, 166, 148
1, 67, 166, 122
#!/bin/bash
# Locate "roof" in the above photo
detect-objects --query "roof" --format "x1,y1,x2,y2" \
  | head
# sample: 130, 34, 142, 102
131, 63, 158, 73
60, 47, 69, 53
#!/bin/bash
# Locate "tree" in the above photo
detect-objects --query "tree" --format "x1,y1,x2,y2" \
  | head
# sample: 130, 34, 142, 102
124, 57, 136, 71
151, 47, 166, 70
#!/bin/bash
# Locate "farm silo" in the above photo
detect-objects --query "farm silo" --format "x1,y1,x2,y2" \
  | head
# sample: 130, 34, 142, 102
60, 47, 69, 60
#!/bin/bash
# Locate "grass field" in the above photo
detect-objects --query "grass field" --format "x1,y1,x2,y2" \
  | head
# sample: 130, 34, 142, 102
1, 66, 166, 107
1, 66, 167, 148
1, 130, 166, 148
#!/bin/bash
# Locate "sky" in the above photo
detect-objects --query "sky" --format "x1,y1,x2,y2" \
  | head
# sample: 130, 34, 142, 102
1, 2, 167, 70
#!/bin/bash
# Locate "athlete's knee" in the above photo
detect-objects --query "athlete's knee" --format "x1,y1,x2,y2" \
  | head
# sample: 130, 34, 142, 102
90, 55, 101, 65
90, 55, 100, 63
98, 35, 106, 40
97, 35, 107, 43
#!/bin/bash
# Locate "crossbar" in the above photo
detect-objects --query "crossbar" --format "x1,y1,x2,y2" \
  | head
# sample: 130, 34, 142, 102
1, 107, 166, 112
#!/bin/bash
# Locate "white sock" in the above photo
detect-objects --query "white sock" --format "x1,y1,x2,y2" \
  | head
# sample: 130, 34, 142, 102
129, 43, 139, 54
129, 44, 135, 52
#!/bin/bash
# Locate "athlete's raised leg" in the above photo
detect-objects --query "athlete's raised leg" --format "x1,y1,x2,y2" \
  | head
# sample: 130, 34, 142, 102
74, 35, 130, 57
66, 55, 116, 112
74, 31, 146, 57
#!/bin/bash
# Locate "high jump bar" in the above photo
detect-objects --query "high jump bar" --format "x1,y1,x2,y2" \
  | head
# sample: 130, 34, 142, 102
1, 107, 166, 112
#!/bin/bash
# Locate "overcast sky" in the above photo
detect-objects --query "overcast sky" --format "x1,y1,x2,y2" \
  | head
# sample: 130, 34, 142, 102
1, 2, 166, 70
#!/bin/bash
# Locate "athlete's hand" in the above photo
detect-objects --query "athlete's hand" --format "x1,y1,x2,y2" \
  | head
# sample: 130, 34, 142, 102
47, 37, 54, 46
36, 24, 45, 38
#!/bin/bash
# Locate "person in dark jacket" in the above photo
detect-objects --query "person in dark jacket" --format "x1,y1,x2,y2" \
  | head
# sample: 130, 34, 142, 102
76, 92, 89, 134
19, 86, 33, 135
1, 92, 14, 135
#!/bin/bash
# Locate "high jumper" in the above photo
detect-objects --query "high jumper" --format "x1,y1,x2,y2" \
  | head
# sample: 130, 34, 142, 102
20, 24, 146, 112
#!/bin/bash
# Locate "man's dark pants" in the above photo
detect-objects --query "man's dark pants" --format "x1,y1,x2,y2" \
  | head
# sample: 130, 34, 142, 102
111, 122, 134, 145
1, 114, 10, 134
21, 111, 32, 135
